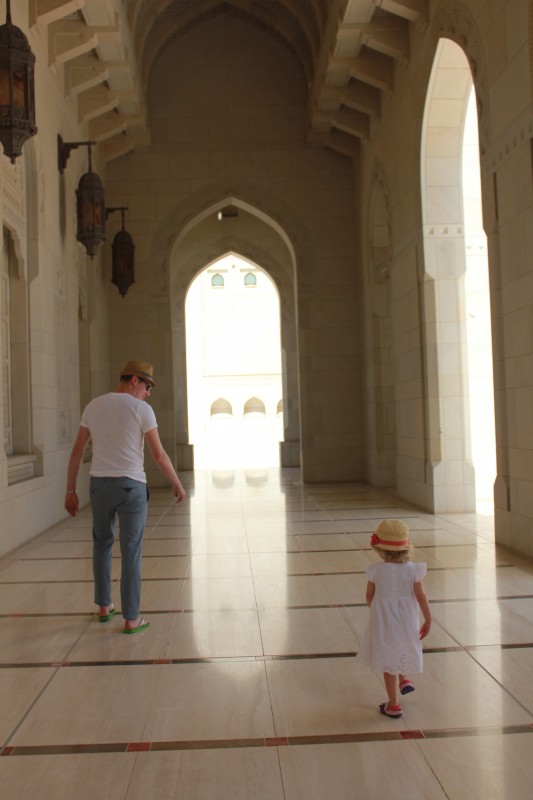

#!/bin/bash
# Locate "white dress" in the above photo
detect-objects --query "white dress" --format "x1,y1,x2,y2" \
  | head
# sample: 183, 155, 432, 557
355, 561, 427, 674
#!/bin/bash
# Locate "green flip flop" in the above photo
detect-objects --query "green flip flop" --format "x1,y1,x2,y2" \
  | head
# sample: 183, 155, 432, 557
99, 606, 116, 622
123, 619, 150, 635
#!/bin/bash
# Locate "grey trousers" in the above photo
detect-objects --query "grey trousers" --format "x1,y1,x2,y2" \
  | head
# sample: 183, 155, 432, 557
90, 476, 148, 620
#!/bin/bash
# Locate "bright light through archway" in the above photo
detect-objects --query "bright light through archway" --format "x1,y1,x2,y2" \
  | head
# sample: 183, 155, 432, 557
185, 255, 284, 469
462, 88, 497, 513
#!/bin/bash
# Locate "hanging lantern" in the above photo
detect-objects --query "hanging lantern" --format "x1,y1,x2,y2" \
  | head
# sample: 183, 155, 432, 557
58, 136, 106, 257
76, 145, 106, 257
0, 0, 37, 163
107, 207, 135, 297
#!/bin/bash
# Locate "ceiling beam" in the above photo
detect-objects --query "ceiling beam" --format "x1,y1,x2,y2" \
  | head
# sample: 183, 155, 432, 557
378, 0, 429, 25
332, 107, 370, 142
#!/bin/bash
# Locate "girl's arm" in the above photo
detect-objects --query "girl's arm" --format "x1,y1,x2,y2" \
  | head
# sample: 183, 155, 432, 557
414, 580, 432, 639
365, 581, 375, 606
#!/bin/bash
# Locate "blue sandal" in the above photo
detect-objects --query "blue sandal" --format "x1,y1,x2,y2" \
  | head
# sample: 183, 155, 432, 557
399, 679, 415, 695
379, 702, 402, 718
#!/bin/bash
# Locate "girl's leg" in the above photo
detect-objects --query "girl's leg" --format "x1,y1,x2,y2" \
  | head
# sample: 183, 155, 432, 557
384, 672, 400, 707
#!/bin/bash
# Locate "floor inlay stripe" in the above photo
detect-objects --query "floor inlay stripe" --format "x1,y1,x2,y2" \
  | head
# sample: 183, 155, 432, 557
2, 724, 532, 757
2, 595, 533, 619
0, 646, 484, 669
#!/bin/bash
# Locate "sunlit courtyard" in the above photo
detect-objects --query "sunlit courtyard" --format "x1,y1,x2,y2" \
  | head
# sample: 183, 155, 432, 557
186, 254, 284, 470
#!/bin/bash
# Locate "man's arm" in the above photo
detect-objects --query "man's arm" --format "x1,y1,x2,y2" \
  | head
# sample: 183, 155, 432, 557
64, 426, 91, 517
145, 428, 186, 503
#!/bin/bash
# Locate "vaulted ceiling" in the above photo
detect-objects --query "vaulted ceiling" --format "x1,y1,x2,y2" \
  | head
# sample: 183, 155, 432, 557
37, 0, 428, 162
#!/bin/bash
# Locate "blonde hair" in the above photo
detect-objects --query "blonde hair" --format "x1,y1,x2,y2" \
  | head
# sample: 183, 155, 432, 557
373, 545, 411, 563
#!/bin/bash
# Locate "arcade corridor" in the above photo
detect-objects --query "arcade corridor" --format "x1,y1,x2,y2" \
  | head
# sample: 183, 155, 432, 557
1, 470, 532, 798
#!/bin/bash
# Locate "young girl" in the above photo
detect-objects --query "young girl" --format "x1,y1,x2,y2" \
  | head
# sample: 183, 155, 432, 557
355, 519, 432, 718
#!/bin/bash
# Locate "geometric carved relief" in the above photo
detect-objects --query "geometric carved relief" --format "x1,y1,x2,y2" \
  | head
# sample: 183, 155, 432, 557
7, 456, 36, 485
369, 163, 392, 288
1, 157, 24, 224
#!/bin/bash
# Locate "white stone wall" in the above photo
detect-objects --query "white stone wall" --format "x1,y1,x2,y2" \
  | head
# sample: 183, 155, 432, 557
2, 1, 533, 558
356, 0, 533, 550
0, 2, 111, 556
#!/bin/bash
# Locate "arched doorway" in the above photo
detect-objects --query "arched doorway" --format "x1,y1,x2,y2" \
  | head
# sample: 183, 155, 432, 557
421, 37, 496, 512
185, 253, 283, 469
150, 185, 306, 473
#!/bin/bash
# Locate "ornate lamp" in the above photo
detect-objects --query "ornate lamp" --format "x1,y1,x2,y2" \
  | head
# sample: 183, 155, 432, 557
0, 0, 37, 163
58, 135, 106, 258
106, 207, 135, 297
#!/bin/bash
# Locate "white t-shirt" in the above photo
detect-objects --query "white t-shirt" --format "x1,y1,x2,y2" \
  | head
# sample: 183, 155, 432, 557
80, 393, 157, 482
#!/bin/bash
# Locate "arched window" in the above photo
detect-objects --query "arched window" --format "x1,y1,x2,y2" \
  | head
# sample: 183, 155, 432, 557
243, 397, 265, 416
244, 272, 257, 287
210, 397, 232, 416
211, 273, 224, 287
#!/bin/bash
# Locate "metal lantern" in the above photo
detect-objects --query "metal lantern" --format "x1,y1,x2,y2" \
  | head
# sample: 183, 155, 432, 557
75, 143, 106, 258
0, 0, 37, 163
108, 207, 135, 297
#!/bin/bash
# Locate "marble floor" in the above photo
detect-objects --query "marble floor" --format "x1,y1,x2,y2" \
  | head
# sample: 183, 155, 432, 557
1, 469, 533, 798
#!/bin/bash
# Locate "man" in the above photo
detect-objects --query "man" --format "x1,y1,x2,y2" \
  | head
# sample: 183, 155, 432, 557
65, 360, 186, 634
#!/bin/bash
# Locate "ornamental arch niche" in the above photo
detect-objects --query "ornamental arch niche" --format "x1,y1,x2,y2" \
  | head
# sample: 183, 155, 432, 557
1, 136, 40, 485
145, 181, 316, 473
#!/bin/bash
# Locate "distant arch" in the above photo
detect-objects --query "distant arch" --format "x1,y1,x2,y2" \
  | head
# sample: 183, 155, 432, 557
210, 398, 233, 416
148, 178, 315, 468
244, 397, 266, 416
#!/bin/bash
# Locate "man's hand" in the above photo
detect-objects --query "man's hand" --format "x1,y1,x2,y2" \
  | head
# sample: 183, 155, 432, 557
173, 481, 186, 504
145, 428, 187, 504
65, 492, 79, 517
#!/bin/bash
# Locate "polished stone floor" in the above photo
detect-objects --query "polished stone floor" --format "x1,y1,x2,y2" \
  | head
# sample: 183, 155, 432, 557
1, 469, 533, 798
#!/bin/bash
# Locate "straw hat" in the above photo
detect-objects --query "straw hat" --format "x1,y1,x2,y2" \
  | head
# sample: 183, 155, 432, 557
119, 360, 155, 387
370, 519, 411, 551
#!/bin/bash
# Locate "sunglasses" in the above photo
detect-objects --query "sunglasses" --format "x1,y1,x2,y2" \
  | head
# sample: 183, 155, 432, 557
140, 379, 153, 391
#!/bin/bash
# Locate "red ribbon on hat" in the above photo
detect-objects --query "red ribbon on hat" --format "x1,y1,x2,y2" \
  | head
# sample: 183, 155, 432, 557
371, 533, 409, 547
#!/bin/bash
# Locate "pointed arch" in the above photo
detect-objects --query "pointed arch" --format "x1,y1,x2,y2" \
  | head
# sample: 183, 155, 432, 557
432, 2, 491, 160
211, 398, 233, 416
419, 30, 495, 512
146, 178, 320, 470
244, 397, 266, 416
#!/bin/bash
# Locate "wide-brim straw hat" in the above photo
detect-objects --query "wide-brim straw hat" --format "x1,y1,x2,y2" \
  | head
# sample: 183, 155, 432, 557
119, 360, 156, 387
371, 519, 411, 550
